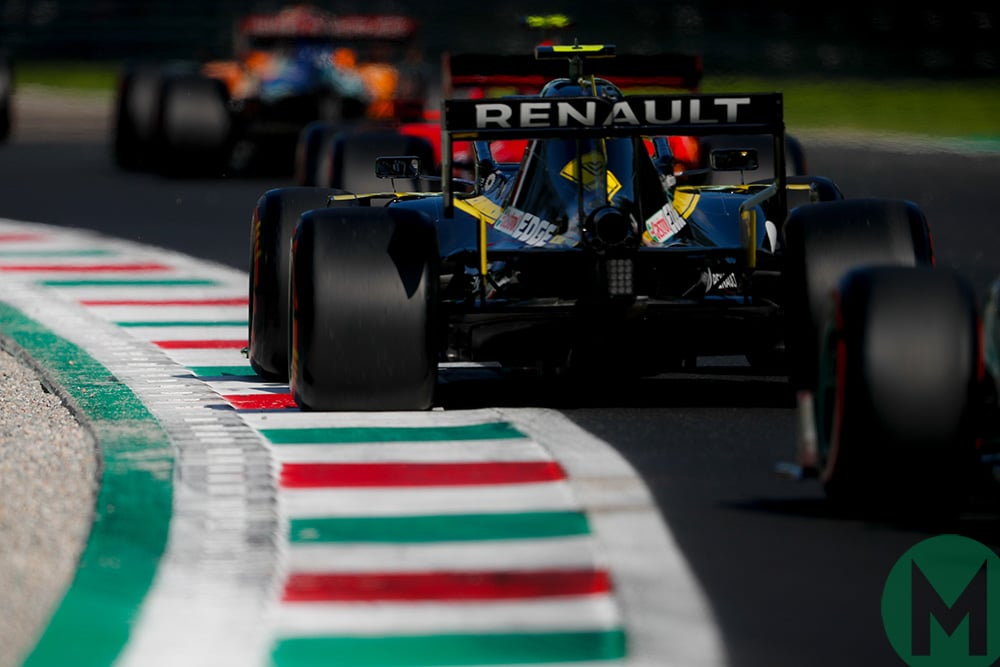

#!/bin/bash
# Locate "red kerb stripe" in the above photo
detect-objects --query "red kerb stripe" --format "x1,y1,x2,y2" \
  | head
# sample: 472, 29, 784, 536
154, 340, 247, 349
81, 297, 249, 306
281, 461, 567, 488
0, 262, 171, 272
283, 569, 612, 602
225, 394, 296, 410
0, 233, 45, 242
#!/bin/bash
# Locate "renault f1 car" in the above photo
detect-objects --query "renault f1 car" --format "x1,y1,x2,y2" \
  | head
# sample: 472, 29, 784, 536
112, 5, 422, 176
246, 44, 931, 421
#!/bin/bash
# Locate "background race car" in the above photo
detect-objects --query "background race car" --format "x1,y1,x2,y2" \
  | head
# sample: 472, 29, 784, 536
778, 262, 1000, 514
112, 5, 425, 177
0, 48, 12, 143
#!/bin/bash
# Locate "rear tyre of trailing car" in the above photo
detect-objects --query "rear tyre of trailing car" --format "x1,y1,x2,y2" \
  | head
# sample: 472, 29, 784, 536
289, 206, 439, 411
815, 266, 980, 513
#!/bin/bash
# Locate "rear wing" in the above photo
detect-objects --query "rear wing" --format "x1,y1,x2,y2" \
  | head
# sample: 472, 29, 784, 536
442, 52, 703, 97
443, 93, 783, 139
441, 92, 786, 213
239, 10, 417, 41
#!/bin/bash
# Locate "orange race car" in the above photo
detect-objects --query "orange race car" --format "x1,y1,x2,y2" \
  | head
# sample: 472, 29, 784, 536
112, 5, 425, 176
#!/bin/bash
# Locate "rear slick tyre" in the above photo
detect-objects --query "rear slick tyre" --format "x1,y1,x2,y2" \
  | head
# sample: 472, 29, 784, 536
816, 266, 980, 512
248, 187, 345, 381
290, 206, 439, 411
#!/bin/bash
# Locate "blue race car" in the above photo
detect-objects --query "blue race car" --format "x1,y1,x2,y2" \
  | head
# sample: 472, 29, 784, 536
246, 44, 933, 429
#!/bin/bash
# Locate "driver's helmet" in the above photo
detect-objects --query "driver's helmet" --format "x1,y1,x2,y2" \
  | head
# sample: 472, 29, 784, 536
511, 78, 664, 238
538, 76, 622, 100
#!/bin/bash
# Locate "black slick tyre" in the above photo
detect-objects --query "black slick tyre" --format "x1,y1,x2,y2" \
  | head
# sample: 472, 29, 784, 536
248, 187, 346, 381
815, 266, 980, 510
290, 206, 439, 411
0, 51, 12, 144
295, 121, 342, 186
782, 198, 934, 393
155, 73, 232, 176
330, 130, 435, 193
113, 64, 164, 169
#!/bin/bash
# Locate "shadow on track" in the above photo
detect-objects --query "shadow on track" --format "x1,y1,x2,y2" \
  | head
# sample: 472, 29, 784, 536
435, 364, 796, 411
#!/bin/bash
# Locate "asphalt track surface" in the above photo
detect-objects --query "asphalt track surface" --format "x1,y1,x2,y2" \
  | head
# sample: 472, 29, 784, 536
1, 89, 999, 666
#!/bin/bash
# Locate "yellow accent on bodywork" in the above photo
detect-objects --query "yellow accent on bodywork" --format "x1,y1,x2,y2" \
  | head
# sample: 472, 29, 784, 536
454, 196, 503, 277
328, 192, 429, 203
453, 196, 504, 224
524, 14, 572, 29
741, 208, 757, 268
546, 44, 613, 56
787, 182, 817, 202
671, 188, 700, 218
560, 152, 622, 197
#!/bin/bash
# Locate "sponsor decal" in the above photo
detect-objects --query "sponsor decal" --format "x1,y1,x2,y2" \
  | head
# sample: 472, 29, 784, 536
453, 195, 504, 225
714, 273, 739, 290
465, 96, 756, 130
495, 208, 558, 246
644, 201, 688, 244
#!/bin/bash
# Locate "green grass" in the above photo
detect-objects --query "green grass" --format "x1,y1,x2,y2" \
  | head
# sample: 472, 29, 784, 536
704, 76, 1000, 140
13, 61, 1000, 140
15, 60, 120, 93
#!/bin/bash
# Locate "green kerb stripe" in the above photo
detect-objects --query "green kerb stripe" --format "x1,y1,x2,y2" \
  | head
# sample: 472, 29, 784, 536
0, 302, 173, 667
290, 511, 590, 543
39, 278, 218, 287
263, 422, 526, 444
188, 365, 258, 378
116, 320, 247, 327
272, 630, 627, 666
